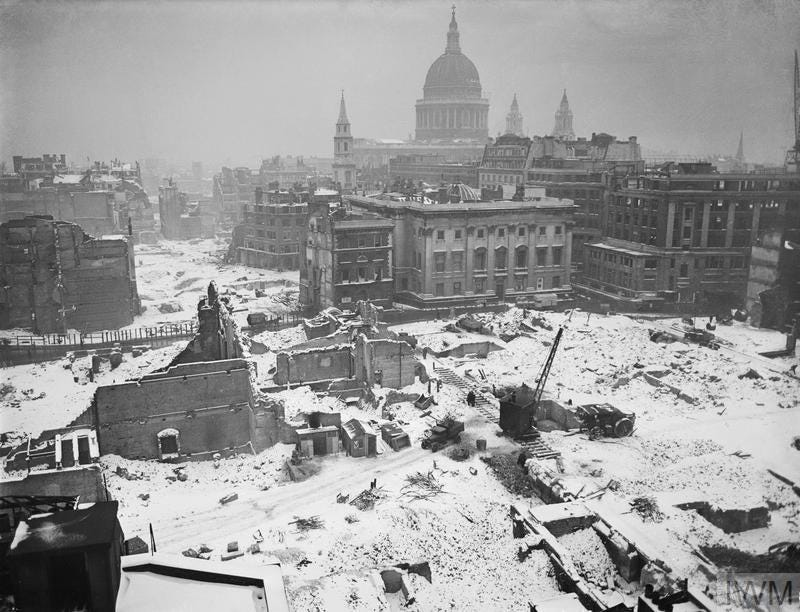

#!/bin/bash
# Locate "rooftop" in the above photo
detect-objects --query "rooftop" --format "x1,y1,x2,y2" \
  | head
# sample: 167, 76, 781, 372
347, 194, 577, 214
117, 553, 289, 612
9, 501, 119, 557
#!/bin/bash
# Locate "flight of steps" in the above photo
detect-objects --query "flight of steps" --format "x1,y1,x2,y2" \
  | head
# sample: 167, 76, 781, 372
433, 364, 560, 460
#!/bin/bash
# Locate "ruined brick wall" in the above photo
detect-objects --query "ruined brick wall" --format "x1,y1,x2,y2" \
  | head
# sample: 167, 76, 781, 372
274, 347, 352, 385
355, 335, 417, 389
0, 465, 108, 502
0, 217, 138, 333
171, 283, 243, 364
92, 363, 254, 459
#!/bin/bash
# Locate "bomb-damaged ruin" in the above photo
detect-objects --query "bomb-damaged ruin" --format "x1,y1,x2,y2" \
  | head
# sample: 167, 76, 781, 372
0, 216, 140, 333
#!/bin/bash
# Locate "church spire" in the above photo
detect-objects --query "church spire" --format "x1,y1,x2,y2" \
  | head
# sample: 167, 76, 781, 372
736, 131, 744, 161
506, 94, 524, 137
337, 90, 349, 126
446, 5, 461, 54
552, 89, 575, 140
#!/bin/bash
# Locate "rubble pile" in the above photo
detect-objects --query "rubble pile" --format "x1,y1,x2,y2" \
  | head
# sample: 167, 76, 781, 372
558, 527, 617, 585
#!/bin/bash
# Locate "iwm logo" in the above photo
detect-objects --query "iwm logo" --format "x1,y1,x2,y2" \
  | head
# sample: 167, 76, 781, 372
718, 574, 800, 610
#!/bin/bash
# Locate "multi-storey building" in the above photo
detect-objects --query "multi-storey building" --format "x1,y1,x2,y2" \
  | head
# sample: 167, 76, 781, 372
213, 166, 256, 223
0, 216, 140, 333
388, 154, 479, 188
347, 194, 577, 308
236, 189, 309, 270
299, 198, 394, 311
259, 156, 312, 190
478, 134, 533, 193
527, 157, 644, 272
579, 163, 800, 309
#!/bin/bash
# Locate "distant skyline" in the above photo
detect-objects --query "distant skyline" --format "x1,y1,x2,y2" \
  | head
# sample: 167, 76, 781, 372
1, 0, 798, 168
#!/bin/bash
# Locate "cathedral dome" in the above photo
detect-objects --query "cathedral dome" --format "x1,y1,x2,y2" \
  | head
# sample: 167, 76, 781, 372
421, 7, 482, 100
423, 53, 482, 99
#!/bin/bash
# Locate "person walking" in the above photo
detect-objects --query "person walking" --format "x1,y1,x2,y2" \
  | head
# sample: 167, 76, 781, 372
466, 390, 476, 407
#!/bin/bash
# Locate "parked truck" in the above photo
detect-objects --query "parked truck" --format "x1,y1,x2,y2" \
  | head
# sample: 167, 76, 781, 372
420, 418, 465, 452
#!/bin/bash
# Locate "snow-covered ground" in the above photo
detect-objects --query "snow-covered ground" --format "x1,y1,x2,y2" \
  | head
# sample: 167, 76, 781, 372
3, 239, 799, 610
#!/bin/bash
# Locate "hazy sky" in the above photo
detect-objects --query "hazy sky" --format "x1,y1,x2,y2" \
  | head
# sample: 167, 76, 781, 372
1, 0, 798, 167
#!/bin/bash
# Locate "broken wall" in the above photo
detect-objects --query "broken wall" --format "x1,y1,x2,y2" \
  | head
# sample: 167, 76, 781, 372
0, 216, 138, 333
274, 346, 352, 385
0, 465, 108, 503
88, 359, 255, 459
170, 282, 243, 364
354, 335, 417, 389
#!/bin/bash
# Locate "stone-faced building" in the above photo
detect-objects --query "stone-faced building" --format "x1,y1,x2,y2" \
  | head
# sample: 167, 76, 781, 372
527, 158, 645, 273
388, 154, 479, 188
0, 216, 140, 333
414, 7, 489, 143
347, 194, 578, 308
299, 200, 395, 311
236, 190, 308, 270
580, 163, 800, 309
478, 134, 534, 193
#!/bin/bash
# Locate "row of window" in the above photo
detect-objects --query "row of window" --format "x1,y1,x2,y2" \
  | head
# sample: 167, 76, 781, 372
587, 251, 747, 271
336, 233, 390, 249
426, 224, 563, 241
479, 173, 523, 185
336, 266, 388, 284
429, 275, 562, 297
422, 245, 564, 272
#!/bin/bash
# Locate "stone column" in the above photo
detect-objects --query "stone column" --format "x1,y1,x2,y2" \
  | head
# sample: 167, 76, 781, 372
665, 201, 676, 248
487, 224, 496, 293
527, 221, 536, 288
750, 200, 761, 243
564, 222, 573, 286
725, 201, 735, 248
465, 224, 475, 295
423, 228, 434, 296
700, 201, 711, 247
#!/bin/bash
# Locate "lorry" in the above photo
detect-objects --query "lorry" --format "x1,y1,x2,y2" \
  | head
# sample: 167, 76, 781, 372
574, 403, 636, 440
420, 417, 465, 452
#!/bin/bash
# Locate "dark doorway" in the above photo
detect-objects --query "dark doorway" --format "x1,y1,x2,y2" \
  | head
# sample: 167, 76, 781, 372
61, 439, 75, 468
48, 552, 90, 611
159, 435, 178, 455
77, 436, 91, 465
495, 283, 505, 300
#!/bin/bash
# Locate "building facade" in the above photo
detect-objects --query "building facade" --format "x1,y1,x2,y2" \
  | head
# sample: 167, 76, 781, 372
478, 134, 534, 193
388, 154, 479, 187
414, 8, 489, 143
506, 94, 524, 137
333, 93, 357, 193
299, 200, 395, 311
347, 194, 578, 308
551, 90, 575, 140
579, 163, 800, 309
0, 216, 140, 333
236, 190, 308, 270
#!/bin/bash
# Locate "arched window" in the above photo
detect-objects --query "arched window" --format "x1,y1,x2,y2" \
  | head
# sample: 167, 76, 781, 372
474, 247, 487, 271
515, 246, 528, 269
495, 246, 507, 270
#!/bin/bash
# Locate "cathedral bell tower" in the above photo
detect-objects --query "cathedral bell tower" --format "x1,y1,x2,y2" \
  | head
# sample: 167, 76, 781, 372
333, 91, 356, 193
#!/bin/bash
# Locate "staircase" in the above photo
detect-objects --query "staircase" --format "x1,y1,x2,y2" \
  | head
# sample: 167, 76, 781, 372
433, 365, 560, 460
